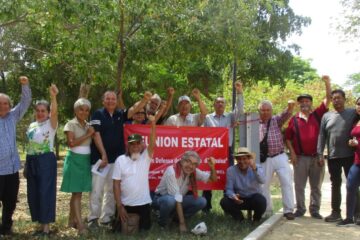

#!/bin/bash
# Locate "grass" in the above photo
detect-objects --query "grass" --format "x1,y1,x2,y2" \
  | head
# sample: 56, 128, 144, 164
7, 152, 283, 240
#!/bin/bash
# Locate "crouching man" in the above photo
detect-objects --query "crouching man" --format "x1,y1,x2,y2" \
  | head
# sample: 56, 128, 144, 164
153, 151, 217, 232
220, 147, 266, 223
112, 115, 156, 232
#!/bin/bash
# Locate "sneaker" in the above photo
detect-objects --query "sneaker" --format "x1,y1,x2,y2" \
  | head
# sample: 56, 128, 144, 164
87, 219, 99, 229
337, 218, 354, 227
310, 212, 323, 219
294, 210, 305, 217
283, 212, 295, 220
324, 211, 342, 222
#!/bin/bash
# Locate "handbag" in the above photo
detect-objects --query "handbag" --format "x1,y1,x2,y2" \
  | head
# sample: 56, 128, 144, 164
260, 119, 271, 163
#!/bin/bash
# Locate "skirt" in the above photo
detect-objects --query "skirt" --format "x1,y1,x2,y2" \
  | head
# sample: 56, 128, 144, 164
60, 150, 92, 192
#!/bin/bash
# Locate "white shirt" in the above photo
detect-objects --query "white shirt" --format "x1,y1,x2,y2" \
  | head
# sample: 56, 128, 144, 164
165, 113, 202, 126
112, 149, 152, 206
155, 165, 210, 202
26, 119, 57, 155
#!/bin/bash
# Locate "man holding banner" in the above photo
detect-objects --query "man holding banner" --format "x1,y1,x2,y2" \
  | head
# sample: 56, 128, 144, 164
152, 151, 217, 233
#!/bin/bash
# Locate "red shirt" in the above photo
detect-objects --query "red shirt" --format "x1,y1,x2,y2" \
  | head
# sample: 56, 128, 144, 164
351, 125, 360, 165
285, 102, 328, 156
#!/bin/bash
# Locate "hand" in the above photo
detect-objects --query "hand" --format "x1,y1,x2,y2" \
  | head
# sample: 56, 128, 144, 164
249, 157, 257, 171
207, 157, 216, 168
318, 157, 325, 167
147, 114, 155, 123
19, 76, 29, 85
233, 194, 244, 205
349, 137, 359, 147
191, 88, 201, 101
322, 75, 330, 84
87, 126, 95, 136
235, 81, 243, 93
99, 155, 108, 168
118, 205, 129, 223
290, 151, 297, 166
232, 121, 240, 127
287, 100, 296, 111
167, 87, 175, 96
143, 91, 152, 101
159, 100, 167, 110
49, 84, 59, 97
179, 222, 187, 233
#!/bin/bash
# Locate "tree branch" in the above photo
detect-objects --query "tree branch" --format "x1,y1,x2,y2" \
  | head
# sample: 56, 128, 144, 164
0, 13, 28, 28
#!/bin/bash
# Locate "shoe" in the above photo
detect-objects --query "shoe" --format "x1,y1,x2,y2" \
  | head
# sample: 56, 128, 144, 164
324, 211, 342, 222
283, 212, 295, 220
294, 211, 305, 217
337, 218, 354, 227
87, 219, 99, 229
311, 212, 323, 219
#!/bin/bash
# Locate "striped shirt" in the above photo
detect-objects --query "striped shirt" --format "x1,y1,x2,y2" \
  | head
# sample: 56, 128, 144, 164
0, 85, 31, 175
259, 110, 292, 156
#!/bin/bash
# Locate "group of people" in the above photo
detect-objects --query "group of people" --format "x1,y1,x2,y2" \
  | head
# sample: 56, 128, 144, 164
0, 75, 359, 237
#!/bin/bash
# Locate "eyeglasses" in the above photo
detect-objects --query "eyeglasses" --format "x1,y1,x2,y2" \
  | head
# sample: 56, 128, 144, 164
184, 158, 199, 167
135, 112, 146, 115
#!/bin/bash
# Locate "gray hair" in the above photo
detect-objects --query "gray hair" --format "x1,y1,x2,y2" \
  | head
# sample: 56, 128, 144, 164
35, 100, 50, 112
258, 100, 273, 110
0, 93, 12, 107
214, 96, 226, 105
181, 150, 201, 165
102, 91, 117, 101
74, 98, 91, 110
151, 93, 161, 102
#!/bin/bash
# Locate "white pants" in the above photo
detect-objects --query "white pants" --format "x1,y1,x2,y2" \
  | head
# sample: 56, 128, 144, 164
88, 163, 115, 223
261, 153, 295, 213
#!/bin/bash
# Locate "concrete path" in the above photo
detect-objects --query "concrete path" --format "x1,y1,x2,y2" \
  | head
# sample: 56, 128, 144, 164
264, 169, 360, 240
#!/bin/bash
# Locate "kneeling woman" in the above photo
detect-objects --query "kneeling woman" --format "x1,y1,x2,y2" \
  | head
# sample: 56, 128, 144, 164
26, 84, 58, 235
60, 98, 93, 234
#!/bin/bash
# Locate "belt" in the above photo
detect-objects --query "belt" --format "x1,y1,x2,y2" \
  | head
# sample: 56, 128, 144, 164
268, 151, 284, 158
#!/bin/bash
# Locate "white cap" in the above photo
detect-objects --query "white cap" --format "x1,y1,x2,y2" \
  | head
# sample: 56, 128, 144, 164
178, 95, 191, 105
191, 222, 207, 235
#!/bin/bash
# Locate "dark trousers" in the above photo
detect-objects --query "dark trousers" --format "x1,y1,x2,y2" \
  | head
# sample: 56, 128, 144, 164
220, 193, 266, 221
346, 164, 360, 219
0, 172, 19, 231
328, 157, 358, 213
124, 204, 151, 230
26, 152, 57, 224
203, 147, 233, 211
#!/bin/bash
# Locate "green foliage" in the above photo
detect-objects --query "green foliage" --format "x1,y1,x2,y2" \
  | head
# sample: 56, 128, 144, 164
346, 72, 360, 97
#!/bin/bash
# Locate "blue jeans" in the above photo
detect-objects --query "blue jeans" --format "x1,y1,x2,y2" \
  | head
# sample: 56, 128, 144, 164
152, 194, 206, 226
346, 164, 360, 219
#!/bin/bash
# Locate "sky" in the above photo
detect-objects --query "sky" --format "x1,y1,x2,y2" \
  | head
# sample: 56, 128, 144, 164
288, 0, 360, 87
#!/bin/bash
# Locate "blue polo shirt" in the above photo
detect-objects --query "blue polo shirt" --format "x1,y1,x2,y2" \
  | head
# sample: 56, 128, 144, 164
90, 108, 128, 164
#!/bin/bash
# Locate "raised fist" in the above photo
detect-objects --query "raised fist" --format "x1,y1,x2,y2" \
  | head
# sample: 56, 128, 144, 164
19, 76, 29, 85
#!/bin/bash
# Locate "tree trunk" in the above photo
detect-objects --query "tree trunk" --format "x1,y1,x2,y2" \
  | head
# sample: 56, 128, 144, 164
117, 0, 126, 92
0, 70, 6, 92
78, 83, 91, 99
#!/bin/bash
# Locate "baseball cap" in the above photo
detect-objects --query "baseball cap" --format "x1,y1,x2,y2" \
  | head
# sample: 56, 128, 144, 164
178, 95, 191, 105
127, 134, 143, 143
297, 94, 313, 102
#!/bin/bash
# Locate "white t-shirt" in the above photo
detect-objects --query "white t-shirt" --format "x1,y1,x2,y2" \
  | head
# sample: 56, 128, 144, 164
112, 149, 152, 206
26, 119, 57, 155
165, 113, 202, 126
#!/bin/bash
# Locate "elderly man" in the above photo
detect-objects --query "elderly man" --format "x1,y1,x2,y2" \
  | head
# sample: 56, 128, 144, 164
285, 76, 331, 219
88, 90, 151, 227
113, 115, 156, 232
153, 151, 217, 232
165, 88, 208, 126
0, 76, 32, 235
259, 99, 295, 220
317, 89, 359, 222
202, 81, 244, 212
220, 147, 266, 223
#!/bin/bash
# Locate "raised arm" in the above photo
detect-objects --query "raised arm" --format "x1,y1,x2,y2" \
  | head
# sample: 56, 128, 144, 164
322, 75, 332, 108
161, 87, 175, 117
277, 100, 295, 127
127, 91, 152, 119
192, 88, 208, 126
147, 115, 156, 158
49, 84, 58, 129
117, 89, 126, 110
13, 76, 32, 122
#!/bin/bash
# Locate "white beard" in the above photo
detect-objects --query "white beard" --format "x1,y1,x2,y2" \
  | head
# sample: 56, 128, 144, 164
130, 152, 141, 161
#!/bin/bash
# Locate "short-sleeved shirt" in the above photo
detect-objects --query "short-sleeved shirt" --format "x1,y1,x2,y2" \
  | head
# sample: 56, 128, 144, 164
26, 119, 57, 155
64, 118, 92, 146
165, 113, 201, 127
285, 102, 328, 156
90, 108, 128, 164
112, 149, 152, 206
155, 165, 210, 202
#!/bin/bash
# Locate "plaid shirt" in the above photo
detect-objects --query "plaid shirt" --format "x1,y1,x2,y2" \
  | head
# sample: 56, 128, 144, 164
0, 85, 31, 175
260, 110, 292, 156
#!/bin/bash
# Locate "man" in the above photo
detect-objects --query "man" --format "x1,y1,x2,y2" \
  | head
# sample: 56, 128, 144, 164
220, 147, 266, 223
259, 99, 296, 220
88, 90, 151, 227
285, 76, 331, 219
153, 151, 217, 232
165, 88, 208, 126
317, 89, 359, 222
112, 115, 156, 232
0, 76, 32, 235
202, 80, 244, 212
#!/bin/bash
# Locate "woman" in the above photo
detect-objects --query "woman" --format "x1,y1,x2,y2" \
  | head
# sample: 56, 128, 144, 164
60, 98, 93, 234
26, 84, 58, 236
338, 97, 360, 226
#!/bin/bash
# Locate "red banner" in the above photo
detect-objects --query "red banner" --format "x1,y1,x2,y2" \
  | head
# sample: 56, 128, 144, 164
124, 125, 228, 190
